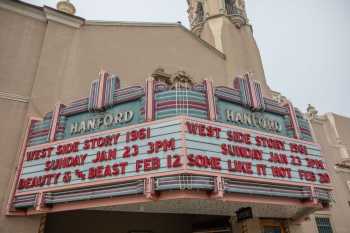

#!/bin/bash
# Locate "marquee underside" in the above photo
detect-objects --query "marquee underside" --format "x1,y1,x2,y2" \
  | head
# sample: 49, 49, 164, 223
89, 197, 318, 219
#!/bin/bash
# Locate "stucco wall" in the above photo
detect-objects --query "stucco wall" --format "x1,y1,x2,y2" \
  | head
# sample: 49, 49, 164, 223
220, 18, 270, 97
299, 115, 350, 233
29, 22, 228, 116
0, 6, 46, 233
0, 7, 45, 96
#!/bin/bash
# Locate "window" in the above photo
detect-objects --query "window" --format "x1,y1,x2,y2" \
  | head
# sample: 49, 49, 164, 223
315, 217, 333, 233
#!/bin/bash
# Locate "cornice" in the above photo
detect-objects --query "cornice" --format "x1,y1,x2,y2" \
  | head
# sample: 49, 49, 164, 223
0, 0, 45, 21
86, 21, 179, 27
0, 1, 84, 28
44, 6, 84, 28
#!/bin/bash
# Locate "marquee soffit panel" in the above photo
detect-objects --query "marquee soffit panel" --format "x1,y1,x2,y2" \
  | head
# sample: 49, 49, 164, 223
7, 70, 332, 218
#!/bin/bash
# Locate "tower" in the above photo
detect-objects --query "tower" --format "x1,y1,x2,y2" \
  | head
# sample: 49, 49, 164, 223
187, 0, 271, 97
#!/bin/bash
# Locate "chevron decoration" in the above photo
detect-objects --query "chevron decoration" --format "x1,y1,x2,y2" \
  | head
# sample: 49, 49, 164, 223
88, 70, 120, 112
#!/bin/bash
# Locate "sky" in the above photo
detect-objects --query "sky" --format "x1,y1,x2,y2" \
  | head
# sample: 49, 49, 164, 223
23, 0, 350, 117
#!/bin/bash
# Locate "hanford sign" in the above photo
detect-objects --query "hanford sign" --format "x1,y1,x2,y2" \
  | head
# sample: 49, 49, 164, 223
225, 110, 282, 133
69, 110, 134, 135
7, 71, 331, 217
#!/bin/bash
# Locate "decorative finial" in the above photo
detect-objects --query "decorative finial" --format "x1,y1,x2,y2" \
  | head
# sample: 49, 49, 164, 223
56, 0, 76, 15
172, 70, 194, 89
307, 104, 318, 119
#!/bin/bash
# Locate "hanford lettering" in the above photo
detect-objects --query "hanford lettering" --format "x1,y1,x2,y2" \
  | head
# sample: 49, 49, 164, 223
226, 109, 282, 133
70, 111, 134, 135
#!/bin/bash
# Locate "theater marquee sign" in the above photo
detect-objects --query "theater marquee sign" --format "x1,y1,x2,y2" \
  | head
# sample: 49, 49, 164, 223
7, 71, 331, 215
18, 118, 329, 193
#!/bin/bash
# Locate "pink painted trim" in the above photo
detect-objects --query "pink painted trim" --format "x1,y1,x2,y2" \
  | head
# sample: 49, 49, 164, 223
6, 210, 27, 216
97, 70, 107, 110
6, 117, 41, 214
145, 77, 155, 121
223, 193, 322, 208
16, 115, 330, 197
204, 79, 217, 121
247, 76, 259, 109
35, 192, 44, 211
213, 175, 224, 198
15, 189, 324, 216
49, 103, 63, 142
144, 177, 155, 199
15, 166, 331, 197
182, 169, 332, 190
15, 169, 187, 196
285, 101, 301, 139
181, 117, 188, 170
25, 194, 150, 215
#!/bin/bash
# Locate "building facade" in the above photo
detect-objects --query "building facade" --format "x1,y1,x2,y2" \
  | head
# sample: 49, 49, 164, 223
0, 0, 349, 233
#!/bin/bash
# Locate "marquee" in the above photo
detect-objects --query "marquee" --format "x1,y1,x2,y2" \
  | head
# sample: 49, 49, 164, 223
18, 117, 329, 194
7, 70, 331, 215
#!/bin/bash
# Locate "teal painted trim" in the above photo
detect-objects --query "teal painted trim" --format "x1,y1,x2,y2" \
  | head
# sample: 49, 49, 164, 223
31, 121, 51, 131
63, 99, 144, 139
28, 137, 49, 146
217, 99, 288, 137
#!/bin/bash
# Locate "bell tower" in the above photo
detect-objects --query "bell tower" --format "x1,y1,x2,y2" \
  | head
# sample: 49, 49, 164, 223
187, 0, 272, 97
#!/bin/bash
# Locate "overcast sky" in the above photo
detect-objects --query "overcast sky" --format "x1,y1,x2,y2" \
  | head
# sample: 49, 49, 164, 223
23, 0, 350, 117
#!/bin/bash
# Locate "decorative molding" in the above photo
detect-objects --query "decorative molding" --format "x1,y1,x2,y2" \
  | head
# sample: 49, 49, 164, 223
151, 68, 172, 85
0, 0, 46, 22
49, 103, 65, 142
0, 0, 84, 29
86, 21, 181, 27
145, 77, 155, 121
204, 79, 217, 121
284, 101, 301, 139
44, 6, 84, 28
0, 91, 29, 103
171, 70, 194, 89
